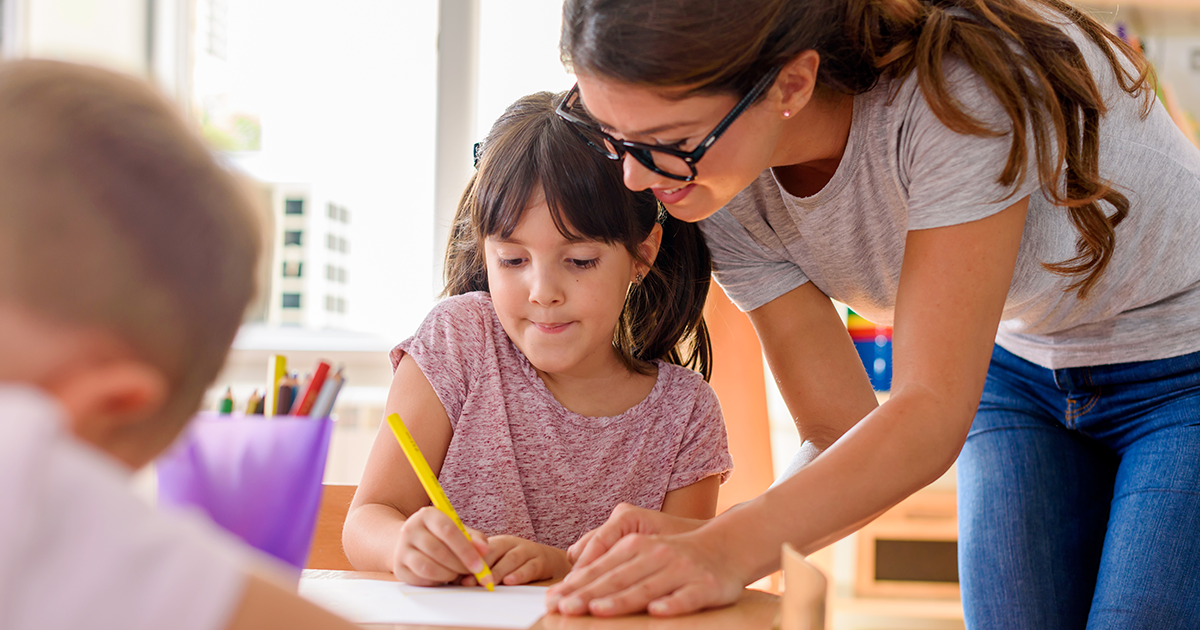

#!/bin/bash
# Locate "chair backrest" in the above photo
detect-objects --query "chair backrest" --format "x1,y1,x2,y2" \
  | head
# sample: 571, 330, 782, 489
780, 542, 828, 630
306, 484, 357, 570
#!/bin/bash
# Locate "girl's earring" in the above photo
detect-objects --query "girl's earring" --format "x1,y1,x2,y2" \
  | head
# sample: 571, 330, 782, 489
782, 110, 792, 118
634, 273, 644, 285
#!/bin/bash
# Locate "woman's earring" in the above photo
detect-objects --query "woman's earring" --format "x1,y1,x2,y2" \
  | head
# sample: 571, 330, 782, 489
782, 110, 792, 118
634, 273, 644, 285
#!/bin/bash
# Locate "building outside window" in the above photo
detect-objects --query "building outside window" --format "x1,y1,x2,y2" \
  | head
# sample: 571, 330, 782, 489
338, 237, 349, 253
282, 293, 301, 309
326, 233, 337, 250
285, 198, 305, 215
284, 230, 303, 246
283, 261, 303, 277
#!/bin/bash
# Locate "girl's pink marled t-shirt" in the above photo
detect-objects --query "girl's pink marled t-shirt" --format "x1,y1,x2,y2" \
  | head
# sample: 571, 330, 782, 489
391, 292, 733, 550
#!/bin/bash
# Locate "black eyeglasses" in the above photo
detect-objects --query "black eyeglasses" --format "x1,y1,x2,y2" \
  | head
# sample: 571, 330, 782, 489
555, 66, 782, 182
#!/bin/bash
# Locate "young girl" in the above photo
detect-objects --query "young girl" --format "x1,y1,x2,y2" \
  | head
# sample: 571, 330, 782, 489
341, 91, 732, 587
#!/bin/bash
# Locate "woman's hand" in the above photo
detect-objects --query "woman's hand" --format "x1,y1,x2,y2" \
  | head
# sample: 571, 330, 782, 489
460, 535, 571, 586
546, 504, 739, 617
390, 506, 491, 586
548, 531, 744, 617
566, 503, 707, 568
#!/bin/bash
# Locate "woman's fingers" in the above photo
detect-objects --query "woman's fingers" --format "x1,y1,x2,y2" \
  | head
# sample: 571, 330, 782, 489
567, 529, 597, 565
547, 533, 656, 612
646, 581, 729, 617
569, 503, 667, 569
548, 531, 743, 617
573, 549, 685, 616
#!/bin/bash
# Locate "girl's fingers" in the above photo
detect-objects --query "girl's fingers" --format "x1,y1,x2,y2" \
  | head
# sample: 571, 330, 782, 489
489, 543, 531, 585
407, 528, 470, 582
464, 524, 490, 557
502, 557, 546, 585
418, 509, 490, 577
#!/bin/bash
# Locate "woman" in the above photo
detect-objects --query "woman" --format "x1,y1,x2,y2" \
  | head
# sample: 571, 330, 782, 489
543, 0, 1200, 627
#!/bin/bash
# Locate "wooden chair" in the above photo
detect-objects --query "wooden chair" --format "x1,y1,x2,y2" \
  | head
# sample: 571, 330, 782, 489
307, 484, 357, 570
779, 542, 828, 630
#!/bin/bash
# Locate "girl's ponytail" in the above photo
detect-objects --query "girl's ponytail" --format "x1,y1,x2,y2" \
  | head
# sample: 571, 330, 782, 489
621, 211, 713, 381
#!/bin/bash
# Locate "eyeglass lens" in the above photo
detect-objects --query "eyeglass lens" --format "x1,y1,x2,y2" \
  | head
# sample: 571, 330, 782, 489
565, 95, 696, 180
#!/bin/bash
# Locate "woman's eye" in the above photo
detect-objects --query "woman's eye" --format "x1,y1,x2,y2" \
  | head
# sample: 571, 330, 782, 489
569, 258, 600, 269
498, 258, 525, 268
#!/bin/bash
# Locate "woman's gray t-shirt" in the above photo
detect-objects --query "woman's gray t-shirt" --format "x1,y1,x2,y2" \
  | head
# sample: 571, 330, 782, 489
701, 18, 1200, 369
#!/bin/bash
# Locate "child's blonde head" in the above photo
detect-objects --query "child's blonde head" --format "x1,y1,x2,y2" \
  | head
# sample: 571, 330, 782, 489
444, 91, 712, 379
0, 60, 261, 428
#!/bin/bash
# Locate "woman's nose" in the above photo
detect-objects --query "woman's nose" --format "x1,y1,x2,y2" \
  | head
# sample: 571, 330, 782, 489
622, 153, 666, 192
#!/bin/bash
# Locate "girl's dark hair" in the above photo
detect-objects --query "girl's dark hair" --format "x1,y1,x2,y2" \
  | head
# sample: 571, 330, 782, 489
561, 0, 1155, 299
444, 91, 713, 379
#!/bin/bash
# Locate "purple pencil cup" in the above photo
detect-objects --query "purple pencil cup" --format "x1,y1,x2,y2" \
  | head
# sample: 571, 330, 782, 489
155, 413, 334, 569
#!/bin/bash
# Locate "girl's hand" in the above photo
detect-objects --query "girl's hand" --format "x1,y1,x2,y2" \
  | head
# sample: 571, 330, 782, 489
461, 535, 571, 586
390, 506, 490, 586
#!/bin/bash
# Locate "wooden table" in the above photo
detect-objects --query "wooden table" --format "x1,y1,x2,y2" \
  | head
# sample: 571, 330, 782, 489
302, 570, 781, 630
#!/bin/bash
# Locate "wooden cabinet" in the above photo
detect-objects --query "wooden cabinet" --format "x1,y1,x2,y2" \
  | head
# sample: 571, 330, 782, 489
855, 490, 959, 600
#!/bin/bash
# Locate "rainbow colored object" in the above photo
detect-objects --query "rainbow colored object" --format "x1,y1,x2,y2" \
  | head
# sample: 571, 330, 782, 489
847, 310, 892, 391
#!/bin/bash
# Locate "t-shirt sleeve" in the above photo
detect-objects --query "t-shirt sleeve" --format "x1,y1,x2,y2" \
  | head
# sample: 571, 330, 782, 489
666, 378, 734, 492
900, 57, 1045, 230
700, 205, 809, 313
391, 293, 491, 429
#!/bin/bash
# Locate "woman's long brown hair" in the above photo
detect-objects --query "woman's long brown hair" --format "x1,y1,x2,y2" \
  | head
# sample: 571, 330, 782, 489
562, 0, 1154, 298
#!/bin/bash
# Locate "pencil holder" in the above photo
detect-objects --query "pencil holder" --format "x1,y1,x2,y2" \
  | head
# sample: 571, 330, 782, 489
155, 413, 334, 569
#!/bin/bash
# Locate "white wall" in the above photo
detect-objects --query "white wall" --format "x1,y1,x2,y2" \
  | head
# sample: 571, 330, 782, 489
25, 0, 147, 73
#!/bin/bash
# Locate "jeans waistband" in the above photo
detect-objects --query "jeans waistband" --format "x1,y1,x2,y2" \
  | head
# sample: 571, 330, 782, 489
995, 345, 1200, 391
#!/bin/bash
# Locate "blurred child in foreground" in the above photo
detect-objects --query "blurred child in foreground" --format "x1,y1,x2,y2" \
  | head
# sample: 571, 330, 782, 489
0, 59, 357, 630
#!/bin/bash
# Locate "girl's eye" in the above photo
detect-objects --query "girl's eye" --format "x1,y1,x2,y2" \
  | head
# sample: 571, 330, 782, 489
498, 258, 525, 268
569, 258, 600, 269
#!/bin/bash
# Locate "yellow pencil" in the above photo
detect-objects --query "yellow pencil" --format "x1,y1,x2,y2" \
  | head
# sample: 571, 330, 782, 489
265, 354, 287, 417
385, 413, 495, 591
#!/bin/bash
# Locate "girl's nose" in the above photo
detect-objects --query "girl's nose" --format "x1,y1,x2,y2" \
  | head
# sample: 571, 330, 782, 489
528, 266, 564, 307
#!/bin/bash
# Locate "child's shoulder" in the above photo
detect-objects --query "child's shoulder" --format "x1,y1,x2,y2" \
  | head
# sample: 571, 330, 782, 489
652, 362, 720, 409
428, 291, 495, 319
418, 291, 500, 333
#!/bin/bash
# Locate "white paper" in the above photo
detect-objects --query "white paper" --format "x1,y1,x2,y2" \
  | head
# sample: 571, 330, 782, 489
299, 578, 548, 628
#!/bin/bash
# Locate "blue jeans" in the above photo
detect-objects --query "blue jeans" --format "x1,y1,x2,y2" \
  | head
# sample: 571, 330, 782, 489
958, 345, 1200, 629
